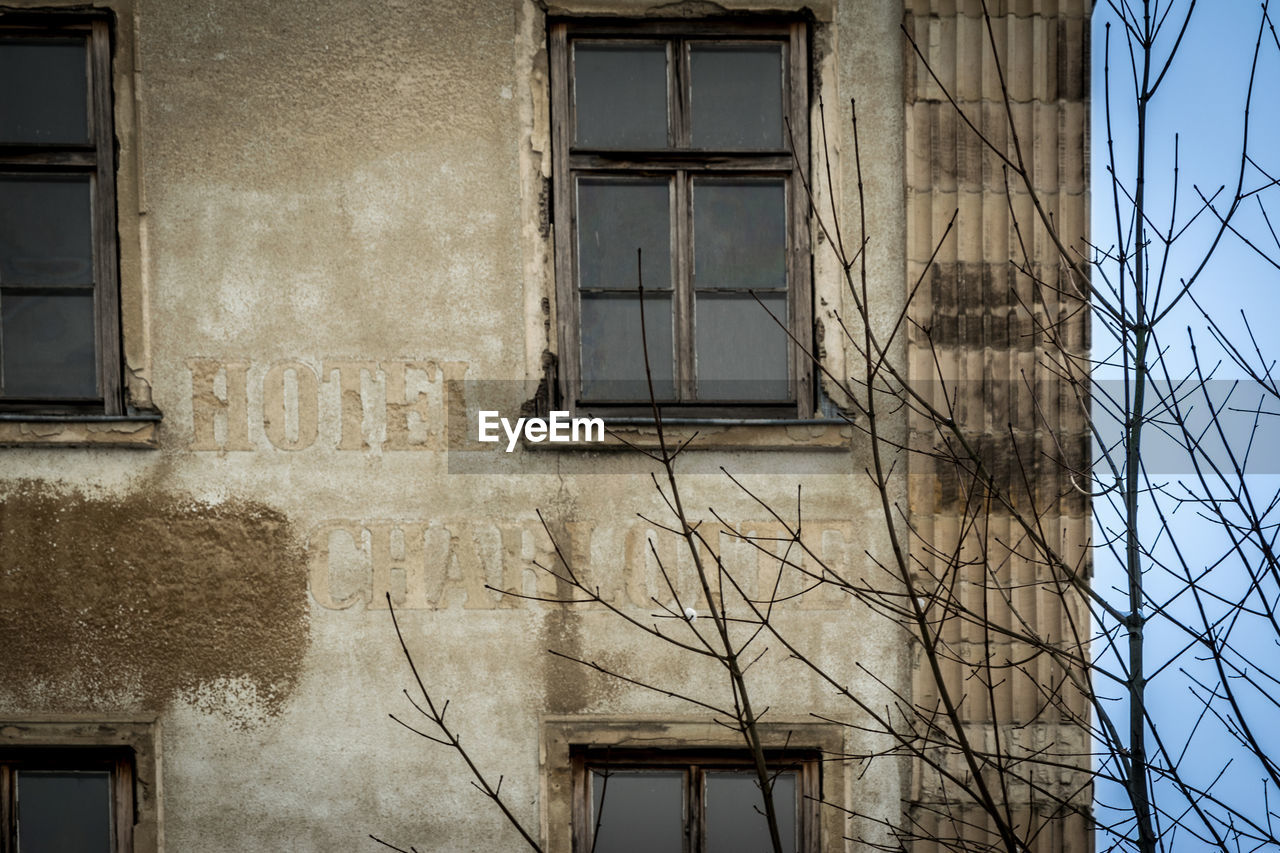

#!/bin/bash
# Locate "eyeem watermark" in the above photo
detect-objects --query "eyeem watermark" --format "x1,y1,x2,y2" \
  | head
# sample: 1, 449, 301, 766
477, 410, 605, 451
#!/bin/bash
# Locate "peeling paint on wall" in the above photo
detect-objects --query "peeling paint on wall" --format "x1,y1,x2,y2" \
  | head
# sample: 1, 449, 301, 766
0, 483, 309, 726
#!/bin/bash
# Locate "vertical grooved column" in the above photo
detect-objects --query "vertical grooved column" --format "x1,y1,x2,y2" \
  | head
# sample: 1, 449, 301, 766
903, 1, 1092, 850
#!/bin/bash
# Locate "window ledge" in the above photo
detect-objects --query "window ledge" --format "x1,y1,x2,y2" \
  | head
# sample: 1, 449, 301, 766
526, 418, 853, 452
0, 412, 162, 448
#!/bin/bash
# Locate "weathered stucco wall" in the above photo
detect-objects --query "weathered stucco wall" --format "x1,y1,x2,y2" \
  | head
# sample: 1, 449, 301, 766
0, 0, 916, 849
903, 1, 1093, 850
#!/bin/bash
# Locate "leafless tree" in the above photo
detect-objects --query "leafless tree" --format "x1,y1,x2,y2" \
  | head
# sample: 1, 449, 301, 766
375, 3, 1280, 852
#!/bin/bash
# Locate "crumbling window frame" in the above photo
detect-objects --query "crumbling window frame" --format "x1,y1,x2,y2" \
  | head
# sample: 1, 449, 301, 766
548, 18, 814, 419
0, 718, 159, 853
571, 745, 821, 853
0, 10, 123, 415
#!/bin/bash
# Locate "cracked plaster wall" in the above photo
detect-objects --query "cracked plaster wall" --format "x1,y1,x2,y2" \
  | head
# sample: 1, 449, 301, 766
0, 0, 918, 849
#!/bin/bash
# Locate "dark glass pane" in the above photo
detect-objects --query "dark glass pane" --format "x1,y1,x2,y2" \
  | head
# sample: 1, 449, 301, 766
0, 39, 89, 144
695, 294, 789, 401
581, 293, 674, 401
590, 770, 683, 853
2, 290, 97, 398
693, 181, 786, 289
574, 43, 668, 148
578, 179, 672, 291
706, 771, 797, 853
0, 176, 94, 286
690, 44, 783, 149
16, 770, 113, 853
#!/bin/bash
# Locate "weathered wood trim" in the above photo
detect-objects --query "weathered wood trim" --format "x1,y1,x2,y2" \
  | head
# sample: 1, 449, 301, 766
787, 20, 813, 416
91, 16, 121, 415
550, 22, 581, 413
550, 19, 814, 417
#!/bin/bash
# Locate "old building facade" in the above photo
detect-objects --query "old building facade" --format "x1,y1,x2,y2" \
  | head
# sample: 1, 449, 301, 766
0, 0, 1090, 850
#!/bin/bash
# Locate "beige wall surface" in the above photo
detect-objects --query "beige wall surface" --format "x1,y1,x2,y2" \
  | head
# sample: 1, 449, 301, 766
0, 0, 1021, 849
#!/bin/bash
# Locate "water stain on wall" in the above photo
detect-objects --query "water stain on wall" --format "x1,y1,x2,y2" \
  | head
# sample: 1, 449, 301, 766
0, 483, 309, 724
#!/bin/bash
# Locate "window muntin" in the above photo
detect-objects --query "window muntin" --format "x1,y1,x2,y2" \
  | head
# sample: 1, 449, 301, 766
0, 17, 121, 413
573, 749, 814, 853
551, 20, 812, 417
1, 751, 133, 853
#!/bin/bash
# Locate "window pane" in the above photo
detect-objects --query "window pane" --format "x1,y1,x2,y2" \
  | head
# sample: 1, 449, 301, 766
0, 39, 89, 144
693, 180, 786, 290
590, 770, 683, 853
0, 176, 94, 286
581, 293, 674, 402
690, 44, 783, 150
574, 43, 668, 149
695, 294, 789, 401
2, 290, 97, 398
16, 770, 113, 853
705, 770, 797, 853
578, 179, 672, 291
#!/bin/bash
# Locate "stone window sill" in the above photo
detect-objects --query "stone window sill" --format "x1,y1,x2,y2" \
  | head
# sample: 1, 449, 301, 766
0, 412, 162, 448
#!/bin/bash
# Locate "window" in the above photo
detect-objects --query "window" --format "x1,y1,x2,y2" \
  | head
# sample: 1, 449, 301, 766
0, 750, 134, 852
0, 721, 157, 853
572, 748, 818, 853
550, 20, 813, 417
544, 719, 839, 853
0, 13, 122, 413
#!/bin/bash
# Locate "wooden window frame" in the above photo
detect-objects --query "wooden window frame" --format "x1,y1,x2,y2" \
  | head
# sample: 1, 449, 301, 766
570, 746, 820, 853
0, 748, 135, 853
549, 19, 813, 419
0, 11, 123, 415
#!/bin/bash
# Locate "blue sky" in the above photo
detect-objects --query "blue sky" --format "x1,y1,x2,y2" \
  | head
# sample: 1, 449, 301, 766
1089, 3, 1280, 847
